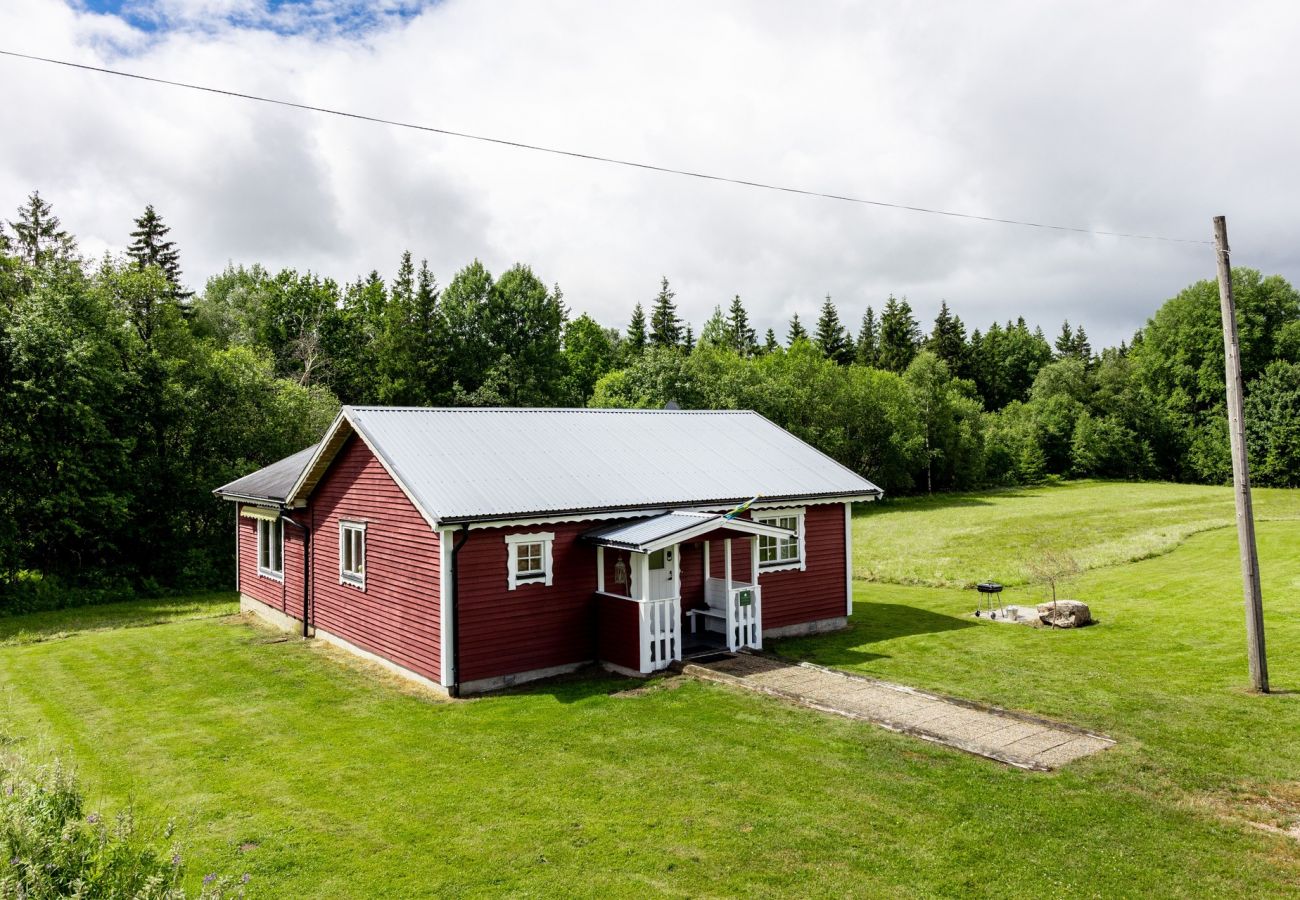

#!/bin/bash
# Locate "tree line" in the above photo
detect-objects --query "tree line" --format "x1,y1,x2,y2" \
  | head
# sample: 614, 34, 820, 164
5, 191, 1300, 602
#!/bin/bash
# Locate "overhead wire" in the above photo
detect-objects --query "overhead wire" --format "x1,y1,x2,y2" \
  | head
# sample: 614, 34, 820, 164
0, 48, 1212, 246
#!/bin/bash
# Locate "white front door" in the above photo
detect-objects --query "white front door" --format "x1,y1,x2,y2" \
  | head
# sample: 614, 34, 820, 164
647, 546, 676, 600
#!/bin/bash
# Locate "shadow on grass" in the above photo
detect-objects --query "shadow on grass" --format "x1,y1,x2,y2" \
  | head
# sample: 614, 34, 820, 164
771, 602, 979, 666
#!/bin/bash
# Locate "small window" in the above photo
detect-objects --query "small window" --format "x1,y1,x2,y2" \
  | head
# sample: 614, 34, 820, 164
756, 509, 804, 571
505, 532, 554, 590
340, 521, 366, 588
257, 517, 283, 580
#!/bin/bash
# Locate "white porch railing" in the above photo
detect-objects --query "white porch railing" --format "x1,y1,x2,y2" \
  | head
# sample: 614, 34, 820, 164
639, 595, 681, 673
705, 578, 763, 651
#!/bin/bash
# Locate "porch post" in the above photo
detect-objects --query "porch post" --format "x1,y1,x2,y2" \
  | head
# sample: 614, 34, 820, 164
637, 551, 652, 673
703, 540, 711, 581
724, 538, 734, 651
749, 535, 758, 586
670, 543, 680, 598
596, 545, 605, 593
723, 538, 732, 594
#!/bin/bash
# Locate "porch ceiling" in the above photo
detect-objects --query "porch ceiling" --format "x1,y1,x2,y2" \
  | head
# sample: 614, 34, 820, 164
583, 511, 794, 553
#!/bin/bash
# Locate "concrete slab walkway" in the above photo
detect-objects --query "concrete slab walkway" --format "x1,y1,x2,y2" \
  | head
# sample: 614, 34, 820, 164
682, 652, 1114, 771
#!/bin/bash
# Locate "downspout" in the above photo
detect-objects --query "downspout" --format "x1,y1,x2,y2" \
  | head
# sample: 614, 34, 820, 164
281, 513, 311, 639
448, 524, 472, 698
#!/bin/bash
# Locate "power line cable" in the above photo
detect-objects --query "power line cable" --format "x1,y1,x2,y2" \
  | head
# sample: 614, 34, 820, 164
0, 48, 1212, 245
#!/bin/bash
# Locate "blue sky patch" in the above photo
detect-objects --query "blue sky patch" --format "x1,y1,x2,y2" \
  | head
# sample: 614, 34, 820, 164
76, 1, 433, 37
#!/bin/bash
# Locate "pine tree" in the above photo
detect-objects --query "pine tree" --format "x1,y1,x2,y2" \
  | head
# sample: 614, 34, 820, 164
683, 323, 695, 353
855, 306, 879, 367
927, 300, 968, 376
10, 191, 73, 268
877, 295, 921, 372
787, 312, 808, 345
726, 294, 757, 356
649, 276, 682, 348
626, 303, 648, 355
814, 294, 851, 364
763, 328, 779, 354
128, 205, 186, 295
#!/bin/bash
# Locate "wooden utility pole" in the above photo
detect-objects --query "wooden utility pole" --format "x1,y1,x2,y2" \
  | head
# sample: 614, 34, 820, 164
1213, 215, 1269, 693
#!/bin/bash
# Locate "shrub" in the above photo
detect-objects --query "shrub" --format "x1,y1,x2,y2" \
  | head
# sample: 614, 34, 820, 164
0, 756, 246, 898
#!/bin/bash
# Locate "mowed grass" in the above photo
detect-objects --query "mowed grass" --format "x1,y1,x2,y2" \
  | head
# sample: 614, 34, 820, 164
0, 482, 1296, 896
852, 478, 1300, 587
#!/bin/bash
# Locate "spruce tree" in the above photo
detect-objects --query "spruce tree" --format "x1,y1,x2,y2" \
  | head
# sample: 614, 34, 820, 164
726, 294, 757, 356
787, 312, 808, 345
856, 306, 879, 367
1073, 324, 1092, 361
1054, 319, 1075, 358
814, 294, 852, 364
649, 276, 682, 348
128, 205, 186, 295
699, 304, 729, 348
626, 303, 648, 355
927, 300, 968, 376
877, 295, 921, 372
763, 328, 779, 354
683, 323, 695, 353
10, 191, 73, 267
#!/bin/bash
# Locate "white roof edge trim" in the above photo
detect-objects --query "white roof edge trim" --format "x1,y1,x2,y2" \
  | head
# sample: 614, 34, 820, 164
284, 407, 346, 505
285, 407, 443, 532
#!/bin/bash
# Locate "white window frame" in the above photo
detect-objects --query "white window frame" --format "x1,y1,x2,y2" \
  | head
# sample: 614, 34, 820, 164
339, 520, 367, 590
505, 532, 554, 590
755, 507, 806, 573
256, 517, 284, 581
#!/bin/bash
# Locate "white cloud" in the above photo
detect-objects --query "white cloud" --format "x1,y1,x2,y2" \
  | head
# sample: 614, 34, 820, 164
3, 0, 1300, 346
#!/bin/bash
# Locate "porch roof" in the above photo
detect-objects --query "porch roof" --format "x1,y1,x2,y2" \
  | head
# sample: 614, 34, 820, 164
583, 511, 793, 553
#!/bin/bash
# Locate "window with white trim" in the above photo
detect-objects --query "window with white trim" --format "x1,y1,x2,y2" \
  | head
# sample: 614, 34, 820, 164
756, 509, 804, 571
340, 521, 366, 588
257, 517, 283, 580
505, 532, 554, 590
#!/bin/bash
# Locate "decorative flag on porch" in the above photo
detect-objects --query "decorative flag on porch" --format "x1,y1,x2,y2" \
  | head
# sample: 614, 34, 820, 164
723, 495, 760, 520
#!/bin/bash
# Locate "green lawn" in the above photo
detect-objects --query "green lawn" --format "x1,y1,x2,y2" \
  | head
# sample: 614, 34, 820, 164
851, 478, 1300, 587
0, 483, 1298, 896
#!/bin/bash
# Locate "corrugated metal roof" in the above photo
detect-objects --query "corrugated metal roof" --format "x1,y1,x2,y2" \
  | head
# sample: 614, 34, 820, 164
585, 512, 717, 548
584, 511, 794, 552
214, 443, 319, 503
335, 407, 880, 522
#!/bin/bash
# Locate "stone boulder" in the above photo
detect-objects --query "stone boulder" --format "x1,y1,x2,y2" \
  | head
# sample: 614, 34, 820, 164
1037, 599, 1092, 628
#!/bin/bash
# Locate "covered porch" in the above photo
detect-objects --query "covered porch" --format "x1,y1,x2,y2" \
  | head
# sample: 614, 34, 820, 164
585, 511, 794, 675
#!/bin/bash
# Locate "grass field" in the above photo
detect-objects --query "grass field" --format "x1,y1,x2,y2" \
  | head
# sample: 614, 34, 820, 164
0, 482, 1298, 896
851, 479, 1300, 587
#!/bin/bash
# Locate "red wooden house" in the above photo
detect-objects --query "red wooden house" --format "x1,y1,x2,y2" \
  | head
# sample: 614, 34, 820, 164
215, 407, 881, 695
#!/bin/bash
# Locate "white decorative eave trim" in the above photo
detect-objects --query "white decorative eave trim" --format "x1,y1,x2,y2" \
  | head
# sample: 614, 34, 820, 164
285, 407, 443, 532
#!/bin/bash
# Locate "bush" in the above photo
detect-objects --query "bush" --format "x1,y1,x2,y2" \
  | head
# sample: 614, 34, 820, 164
0, 756, 246, 898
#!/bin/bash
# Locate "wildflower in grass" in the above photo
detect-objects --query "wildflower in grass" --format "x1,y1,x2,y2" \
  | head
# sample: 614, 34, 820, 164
87, 812, 100, 824
204, 872, 216, 884
172, 852, 182, 866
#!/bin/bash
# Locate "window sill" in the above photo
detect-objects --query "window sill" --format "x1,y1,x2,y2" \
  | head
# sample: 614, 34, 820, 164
509, 576, 550, 590
759, 561, 803, 574
340, 575, 366, 591
257, 569, 284, 582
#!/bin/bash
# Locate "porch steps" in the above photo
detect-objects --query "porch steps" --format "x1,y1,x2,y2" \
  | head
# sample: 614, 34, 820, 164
680, 652, 1114, 771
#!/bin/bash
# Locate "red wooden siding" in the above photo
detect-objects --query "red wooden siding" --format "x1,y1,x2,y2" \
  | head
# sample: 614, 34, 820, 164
309, 436, 442, 683
753, 503, 847, 629
456, 521, 598, 683
236, 506, 306, 620
595, 593, 640, 672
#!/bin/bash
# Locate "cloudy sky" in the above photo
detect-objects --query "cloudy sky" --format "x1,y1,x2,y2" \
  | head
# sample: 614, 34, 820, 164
2, 0, 1298, 346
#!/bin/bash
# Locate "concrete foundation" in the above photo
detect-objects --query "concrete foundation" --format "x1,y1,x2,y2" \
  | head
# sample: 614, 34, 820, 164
763, 615, 848, 639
